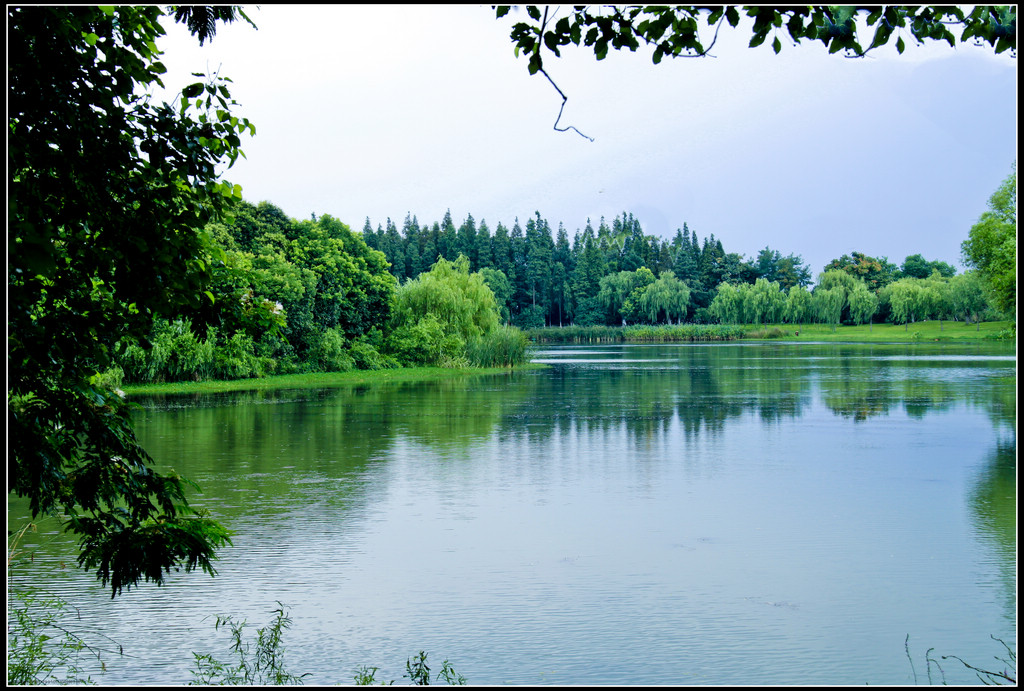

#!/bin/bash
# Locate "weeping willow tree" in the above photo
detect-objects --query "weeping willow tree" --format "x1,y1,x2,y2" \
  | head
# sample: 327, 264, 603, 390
634, 271, 692, 324
597, 268, 655, 325
709, 283, 744, 325
386, 255, 527, 367
847, 283, 880, 331
785, 284, 814, 326
885, 278, 941, 331
746, 278, 786, 325
813, 286, 847, 332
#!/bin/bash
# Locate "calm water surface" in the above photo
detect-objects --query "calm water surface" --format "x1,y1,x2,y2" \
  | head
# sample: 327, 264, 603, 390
8, 342, 1016, 685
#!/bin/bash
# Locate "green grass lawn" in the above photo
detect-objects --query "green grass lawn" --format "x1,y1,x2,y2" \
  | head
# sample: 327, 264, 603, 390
745, 320, 1015, 343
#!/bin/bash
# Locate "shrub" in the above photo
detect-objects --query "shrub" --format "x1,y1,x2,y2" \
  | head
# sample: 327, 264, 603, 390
308, 327, 355, 373
215, 331, 267, 379
348, 337, 399, 370
354, 651, 467, 686
190, 603, 309, 685
7, 590, 102, 685
386, 314, 447, 366
746, 327, 789, 339
8, 525, 108, 685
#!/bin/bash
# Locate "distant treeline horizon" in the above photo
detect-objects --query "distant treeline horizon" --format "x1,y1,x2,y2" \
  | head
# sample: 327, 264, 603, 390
358, 209, 961, 285
350, 205, 973, 327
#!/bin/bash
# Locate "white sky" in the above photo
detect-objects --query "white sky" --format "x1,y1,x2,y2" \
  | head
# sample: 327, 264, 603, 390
155, 5, 1017, 277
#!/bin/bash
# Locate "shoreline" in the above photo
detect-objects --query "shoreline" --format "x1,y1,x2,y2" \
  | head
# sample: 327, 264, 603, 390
122, 321, 1014, 397
122, 363, 547, 397
528, 320, 1015, 345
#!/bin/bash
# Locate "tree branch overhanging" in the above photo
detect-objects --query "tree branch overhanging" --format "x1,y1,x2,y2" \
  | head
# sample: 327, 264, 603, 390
497, 5, 1016, 138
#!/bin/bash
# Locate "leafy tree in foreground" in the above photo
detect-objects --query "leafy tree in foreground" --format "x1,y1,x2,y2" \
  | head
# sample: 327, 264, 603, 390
8, 6, 252, 595
962, 164, 1017, 315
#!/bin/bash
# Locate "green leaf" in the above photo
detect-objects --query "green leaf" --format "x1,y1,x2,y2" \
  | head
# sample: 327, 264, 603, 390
83, 32, 99, 46
869, 24, 893, 50
772, 36, 782, 54
527, 53, 542, 75
832, 6, 856, 26
182, 82, 204, 98
896, 36, 905, 54
544, 31, 560, 52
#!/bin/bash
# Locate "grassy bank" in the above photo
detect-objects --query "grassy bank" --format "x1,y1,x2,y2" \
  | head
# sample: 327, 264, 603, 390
122, 364, 545, 397
744, 320, 1015, 343
528, 320, 1015, 345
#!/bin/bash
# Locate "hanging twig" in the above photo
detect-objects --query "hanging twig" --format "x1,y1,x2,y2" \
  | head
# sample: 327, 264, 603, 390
539, 67, 594, 142
534, 6, 593, 142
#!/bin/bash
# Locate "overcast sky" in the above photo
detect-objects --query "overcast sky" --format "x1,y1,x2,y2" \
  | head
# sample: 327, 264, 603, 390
155, 5, 1017, 278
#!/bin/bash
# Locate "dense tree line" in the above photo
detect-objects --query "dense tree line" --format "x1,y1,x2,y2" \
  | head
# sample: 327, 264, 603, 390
362, 210, 816, 328
357, 207, 1006, 333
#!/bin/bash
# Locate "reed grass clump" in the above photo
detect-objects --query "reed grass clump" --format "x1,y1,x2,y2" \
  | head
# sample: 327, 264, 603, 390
467, 325, 531, 367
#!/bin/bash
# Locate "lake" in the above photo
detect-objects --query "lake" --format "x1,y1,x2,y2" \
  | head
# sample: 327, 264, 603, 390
8, 341, 1016, 685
